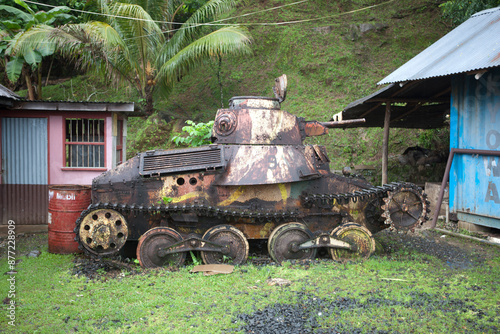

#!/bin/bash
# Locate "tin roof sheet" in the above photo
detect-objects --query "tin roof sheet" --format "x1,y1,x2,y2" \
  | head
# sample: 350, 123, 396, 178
0, 84, 20, 99
378, 6, 500, 85
7, 100, 143, 114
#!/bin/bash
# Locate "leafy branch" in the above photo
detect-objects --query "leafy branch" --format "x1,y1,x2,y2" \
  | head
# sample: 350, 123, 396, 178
171, 120, 214, 147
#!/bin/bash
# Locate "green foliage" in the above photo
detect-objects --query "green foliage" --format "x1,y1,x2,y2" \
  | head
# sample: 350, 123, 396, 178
440, 0, 500, 26
0, 0, 74, 95
13, 0, 452, 178
162, 196, 173, 204
417, 128, 450, 150
11, 0, 251, 113
172, 120, 214, 147
127, 114, 174, 158
189, 251, 202, 266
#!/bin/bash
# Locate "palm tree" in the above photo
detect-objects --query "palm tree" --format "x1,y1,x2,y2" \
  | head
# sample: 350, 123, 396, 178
13, 0, 251, 113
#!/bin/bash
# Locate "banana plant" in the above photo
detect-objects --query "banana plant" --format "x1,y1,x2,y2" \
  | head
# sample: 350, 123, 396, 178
0, 0, 74, 99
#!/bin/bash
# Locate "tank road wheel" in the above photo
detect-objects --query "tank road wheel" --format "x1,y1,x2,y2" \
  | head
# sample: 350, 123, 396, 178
137, 227, 186, 269
267, 223, 317, 264
382, 185, 428, 232
201, 225, 249, 265
329, 224, 375, 261
77, 209, 128, 256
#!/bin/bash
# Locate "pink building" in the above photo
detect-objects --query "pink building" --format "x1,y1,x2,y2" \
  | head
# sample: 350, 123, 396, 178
0, 84, 140, 231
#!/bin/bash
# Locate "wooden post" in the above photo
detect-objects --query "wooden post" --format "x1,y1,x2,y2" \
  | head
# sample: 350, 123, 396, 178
382, 102, 391, 185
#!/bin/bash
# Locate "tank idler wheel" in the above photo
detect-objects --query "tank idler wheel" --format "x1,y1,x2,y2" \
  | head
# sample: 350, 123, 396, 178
329, 223, 375, 261
268, 223, 317, 264
137, 227, 186, 269
382, 185, 428, 232
78, 209, 128, 256
201, 225, 249, 265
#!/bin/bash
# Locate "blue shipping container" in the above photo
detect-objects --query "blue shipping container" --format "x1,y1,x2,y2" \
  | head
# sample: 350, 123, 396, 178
450, 67, 500, 228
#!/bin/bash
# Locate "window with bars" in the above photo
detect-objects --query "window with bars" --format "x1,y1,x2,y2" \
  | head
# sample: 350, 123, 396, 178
65, 118, 105, 168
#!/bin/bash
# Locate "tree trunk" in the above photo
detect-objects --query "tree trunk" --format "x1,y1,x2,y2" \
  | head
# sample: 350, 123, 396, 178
144, 85, 154, 115
382, 103, 391, 185
25, 72, 35, 101
217, 54, 223, 108
45, 57, 54, 86
37, 64, 42, 100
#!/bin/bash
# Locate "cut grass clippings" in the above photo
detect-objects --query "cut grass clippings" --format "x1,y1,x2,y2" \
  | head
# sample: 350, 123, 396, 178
0, 232, 499, 333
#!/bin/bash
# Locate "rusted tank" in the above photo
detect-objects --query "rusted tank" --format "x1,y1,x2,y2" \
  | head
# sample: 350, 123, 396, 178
75, 75, 429, 268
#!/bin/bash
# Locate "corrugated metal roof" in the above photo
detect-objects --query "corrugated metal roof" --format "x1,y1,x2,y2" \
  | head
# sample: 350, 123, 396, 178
12, 100, 135, 113
9, 100, 141, 114
378, 6, 500, 85
0, 84, 20, 100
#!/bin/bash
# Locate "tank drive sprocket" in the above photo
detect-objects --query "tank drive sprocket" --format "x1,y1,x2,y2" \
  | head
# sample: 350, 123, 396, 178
75, 208, 128, 256
382, 183, 429, 232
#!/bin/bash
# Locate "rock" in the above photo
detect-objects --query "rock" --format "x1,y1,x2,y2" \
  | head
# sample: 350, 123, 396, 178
375, 22, 389, 30
266, 278, 291, 287
312, 26, 333, 34
360, 23, 375, 33
27, 250, 41, 258
345, 22, 389, 41
347, 24, 361, 41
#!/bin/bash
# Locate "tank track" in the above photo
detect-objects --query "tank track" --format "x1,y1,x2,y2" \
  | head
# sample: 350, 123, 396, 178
74, 182, 428, 256
301, 182, 402, 207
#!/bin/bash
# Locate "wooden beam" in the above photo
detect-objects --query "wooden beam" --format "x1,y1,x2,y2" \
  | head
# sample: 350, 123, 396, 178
369, 97, 449, 103
390, 102, 422, 124
382, 103, 391, 185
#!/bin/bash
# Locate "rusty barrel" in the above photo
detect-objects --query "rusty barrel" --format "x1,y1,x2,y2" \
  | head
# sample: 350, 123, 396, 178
48, 185, 91, 254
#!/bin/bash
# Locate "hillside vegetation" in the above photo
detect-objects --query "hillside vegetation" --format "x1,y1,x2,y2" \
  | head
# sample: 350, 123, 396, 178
16, 0, 452, 184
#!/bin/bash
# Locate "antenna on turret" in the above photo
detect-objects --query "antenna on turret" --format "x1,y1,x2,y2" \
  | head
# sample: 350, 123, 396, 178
273, 74, 287, 103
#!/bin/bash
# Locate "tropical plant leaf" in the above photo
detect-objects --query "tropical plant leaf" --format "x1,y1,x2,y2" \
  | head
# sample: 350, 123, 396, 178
23, 48, 42, 67
0, 5, 32, 23
6, 56, 24, 82
156, 26, 251, 92
14, 0, 35, 17
37, 41, 55, 57
1, 20, 22, 31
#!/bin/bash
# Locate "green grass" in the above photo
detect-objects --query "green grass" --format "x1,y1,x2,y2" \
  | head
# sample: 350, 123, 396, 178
1, 233, 499, 333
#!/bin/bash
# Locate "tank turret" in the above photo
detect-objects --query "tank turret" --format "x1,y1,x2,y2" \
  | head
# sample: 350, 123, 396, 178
75, 75, 429, 268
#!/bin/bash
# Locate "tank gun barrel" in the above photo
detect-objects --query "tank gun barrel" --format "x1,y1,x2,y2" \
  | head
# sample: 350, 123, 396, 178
302, 118, 366, 137
320, 118, 366, 128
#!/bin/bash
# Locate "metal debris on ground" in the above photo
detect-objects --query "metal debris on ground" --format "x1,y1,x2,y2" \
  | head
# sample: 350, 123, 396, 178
190, 264, 234, 276
266, 278, 291, 287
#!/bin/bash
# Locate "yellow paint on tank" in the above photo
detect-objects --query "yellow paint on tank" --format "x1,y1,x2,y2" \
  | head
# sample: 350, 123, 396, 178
260, 222, 275, 238
218, 186, 246, 206
218, 184, 291, 208
278, 183, 288, 206
170, 191, 209, 203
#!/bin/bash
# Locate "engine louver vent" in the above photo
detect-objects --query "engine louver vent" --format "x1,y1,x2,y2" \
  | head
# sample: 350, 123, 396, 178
139, 146, 225, 176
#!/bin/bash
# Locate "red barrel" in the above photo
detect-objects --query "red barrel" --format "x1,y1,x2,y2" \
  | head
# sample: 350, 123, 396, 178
48, 185, 91, 254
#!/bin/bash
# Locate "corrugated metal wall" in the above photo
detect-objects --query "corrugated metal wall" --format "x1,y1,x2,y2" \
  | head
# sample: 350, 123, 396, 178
449, 67, 500, 228
1, 117, 48, 225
